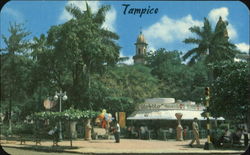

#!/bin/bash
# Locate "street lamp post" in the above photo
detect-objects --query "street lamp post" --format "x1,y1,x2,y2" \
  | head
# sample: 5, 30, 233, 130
54, 90, 67, 141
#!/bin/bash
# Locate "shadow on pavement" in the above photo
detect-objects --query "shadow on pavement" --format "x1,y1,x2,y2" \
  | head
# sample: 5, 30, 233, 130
89, 141, 116, 144
3, 145, 80, 153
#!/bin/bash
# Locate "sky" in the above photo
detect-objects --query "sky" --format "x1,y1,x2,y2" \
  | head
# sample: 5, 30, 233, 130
1, 1, 249, 64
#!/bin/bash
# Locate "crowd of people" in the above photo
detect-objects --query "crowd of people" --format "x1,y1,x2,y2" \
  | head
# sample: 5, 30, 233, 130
126, 125, 164, 139
125, 117, 249, 148
188, 117, 249, 148
47, 116, 248, 147
212, 127, 249, 147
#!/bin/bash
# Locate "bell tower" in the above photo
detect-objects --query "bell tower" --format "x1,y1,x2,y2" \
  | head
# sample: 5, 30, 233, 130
133, 31, 148, 64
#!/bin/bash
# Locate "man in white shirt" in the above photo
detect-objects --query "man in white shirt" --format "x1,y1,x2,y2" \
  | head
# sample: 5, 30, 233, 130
189, 117, 200, 147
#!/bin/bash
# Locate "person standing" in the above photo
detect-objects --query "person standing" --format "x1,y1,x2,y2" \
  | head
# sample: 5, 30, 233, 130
51, 125, 59, 146
189, 117, 200, 147
113, 121, 120, 143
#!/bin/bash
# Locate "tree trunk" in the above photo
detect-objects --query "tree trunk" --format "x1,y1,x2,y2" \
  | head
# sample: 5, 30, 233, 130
8, 89, 12, 135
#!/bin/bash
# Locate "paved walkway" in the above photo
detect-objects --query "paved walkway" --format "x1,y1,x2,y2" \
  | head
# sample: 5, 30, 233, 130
1, 138, 247, 154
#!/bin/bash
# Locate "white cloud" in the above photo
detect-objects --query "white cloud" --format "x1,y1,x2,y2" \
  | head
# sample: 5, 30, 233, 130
143, 15, 203, 51
101, 7, 116, 32
59, 1, 100, 22
143, 7, 240, 51
208, 7, 229, 22
2, 7, 24, 22
58, 1, 116, 32
208, 7, 237, 40
227, 24, 237, 40
235, 43, 250, 53
148, 46, 156, 52
119, 51, 134, 65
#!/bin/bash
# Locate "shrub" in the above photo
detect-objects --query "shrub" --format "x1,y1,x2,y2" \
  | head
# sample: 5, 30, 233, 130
12, 123, 34, 135
219, 123, 229, 130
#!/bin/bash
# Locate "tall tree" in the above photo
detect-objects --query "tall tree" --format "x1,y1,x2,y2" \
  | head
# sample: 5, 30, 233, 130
210, 61, 249, 123
46, 3, 120, 110
183, 17, 238, 66
97, 65, 160, 114
29, 34, 55, 112
1, 23, 30, 133
182, 18, 213, 65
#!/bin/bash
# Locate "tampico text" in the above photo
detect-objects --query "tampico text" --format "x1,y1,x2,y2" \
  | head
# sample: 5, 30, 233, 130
122, 4, 159, 18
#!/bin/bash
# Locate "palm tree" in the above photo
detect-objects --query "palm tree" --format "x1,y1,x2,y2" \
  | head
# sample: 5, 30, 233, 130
1, 23, 30, 134
31, 34, 47, 61
183, 18, 213, 65
183, 17, 238, 65
64, 2, 120, 72
46, 3, 122, 140
64, 2, 121, 94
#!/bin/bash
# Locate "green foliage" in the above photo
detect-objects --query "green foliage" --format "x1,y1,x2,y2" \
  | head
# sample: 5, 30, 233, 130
145, 48, 210, 103
1, 10, 247, 131
44, 3, 120, 109
218, 123, 229, 130
87, 65, 160, 115
47, 3, 120, 73
1, 22, 30, 54
104, 97, 133, 114
1, 22, 32, 130
147, 49, 191, 100
210, 61, 249, 122
32, 108, 99, 121
12, 123, 34, 135
188, 61, 209, 103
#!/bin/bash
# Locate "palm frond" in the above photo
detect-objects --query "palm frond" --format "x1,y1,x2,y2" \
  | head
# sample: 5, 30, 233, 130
100, 29, 119, 40
183, 38, 201, 44
203, 18, 212, 35
94, 5, 110, 25
182, 47, 200, 61
189, 26, 202, 36
65, 4, 83, 19
187, 54, 200, 66
85, 2, 92, 18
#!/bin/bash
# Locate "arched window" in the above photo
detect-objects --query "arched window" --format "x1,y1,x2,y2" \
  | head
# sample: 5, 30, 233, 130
138, 48, 141, 55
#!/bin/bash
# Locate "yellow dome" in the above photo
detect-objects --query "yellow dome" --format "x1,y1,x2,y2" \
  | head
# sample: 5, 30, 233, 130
136, 31, 147, 43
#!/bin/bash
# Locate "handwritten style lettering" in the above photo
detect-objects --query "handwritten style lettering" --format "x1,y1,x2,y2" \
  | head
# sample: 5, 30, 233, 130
122, 4, 159, 18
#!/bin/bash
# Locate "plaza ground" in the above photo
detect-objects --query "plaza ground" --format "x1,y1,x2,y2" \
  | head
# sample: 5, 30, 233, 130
2, 147, 80, 155
1, 138, 248, 155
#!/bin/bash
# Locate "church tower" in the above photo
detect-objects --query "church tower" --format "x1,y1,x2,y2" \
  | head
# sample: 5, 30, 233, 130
133, 31, 148, 64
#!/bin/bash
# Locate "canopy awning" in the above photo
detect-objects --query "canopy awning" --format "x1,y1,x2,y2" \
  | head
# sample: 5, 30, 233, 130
127, 109, 224, 121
